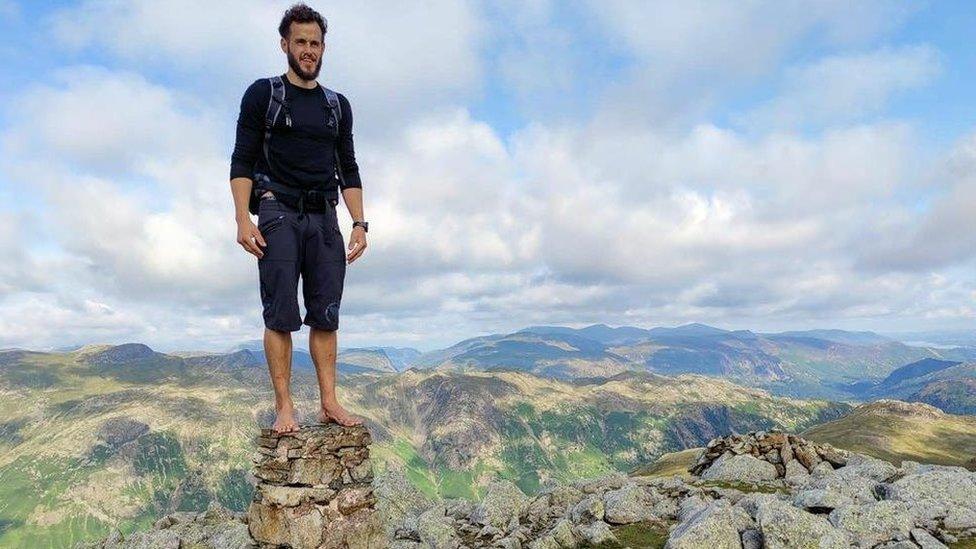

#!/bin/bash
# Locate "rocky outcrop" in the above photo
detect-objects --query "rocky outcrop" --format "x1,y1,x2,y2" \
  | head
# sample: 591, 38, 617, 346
74, 502, 254, 549
248, 424, 383, 548
668, 432, 975, 548
690, 430, 849, 479
78, 429, 976, 549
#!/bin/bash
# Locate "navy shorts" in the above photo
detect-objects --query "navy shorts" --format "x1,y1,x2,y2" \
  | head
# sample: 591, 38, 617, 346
256, 196, 346, 332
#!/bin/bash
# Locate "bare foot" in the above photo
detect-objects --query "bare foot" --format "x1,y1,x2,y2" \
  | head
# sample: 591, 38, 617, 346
317, 404, 363, 427
272, 400, 300, 434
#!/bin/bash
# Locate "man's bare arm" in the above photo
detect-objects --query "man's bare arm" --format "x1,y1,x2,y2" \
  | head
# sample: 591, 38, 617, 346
341, 187, 367, 263
231, 177, 266, 258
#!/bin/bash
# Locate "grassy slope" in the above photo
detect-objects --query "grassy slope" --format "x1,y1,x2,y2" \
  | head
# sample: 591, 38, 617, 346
632, 400, 976, 479
801, 400, 976, 467
629, 448, 701, 478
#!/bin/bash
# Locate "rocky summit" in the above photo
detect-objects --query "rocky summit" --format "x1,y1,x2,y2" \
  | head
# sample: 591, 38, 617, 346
689, 430, 849, 480
77, 428, 976, 548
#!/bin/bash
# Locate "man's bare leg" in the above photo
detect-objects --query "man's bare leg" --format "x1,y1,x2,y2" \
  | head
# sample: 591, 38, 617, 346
310, 327, 363, 426
265, 328, 300, 433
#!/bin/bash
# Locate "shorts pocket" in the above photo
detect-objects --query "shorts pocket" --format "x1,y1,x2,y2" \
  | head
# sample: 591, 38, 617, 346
258, 213, 285, 234
329, 227, 346, 263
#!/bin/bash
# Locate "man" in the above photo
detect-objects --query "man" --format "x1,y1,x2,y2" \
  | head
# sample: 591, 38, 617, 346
229, 3, 367, 433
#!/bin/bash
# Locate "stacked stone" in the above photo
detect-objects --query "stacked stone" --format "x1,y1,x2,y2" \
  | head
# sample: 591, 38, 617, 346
247, 423, 380, 549
689, 430, 849, 478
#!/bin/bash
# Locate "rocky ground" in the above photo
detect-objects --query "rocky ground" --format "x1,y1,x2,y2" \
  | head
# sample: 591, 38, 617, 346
77, 430, 976, 548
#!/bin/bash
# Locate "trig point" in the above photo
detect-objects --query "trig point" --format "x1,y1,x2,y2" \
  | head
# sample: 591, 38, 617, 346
247, 423, 383, 548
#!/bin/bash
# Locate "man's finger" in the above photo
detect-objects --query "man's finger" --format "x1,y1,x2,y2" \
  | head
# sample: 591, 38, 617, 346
254, 229, 267, 248
244, 236, 264, 258
347, 240, 366, 262
240, 240, 258, 258
346, 240, 359, 263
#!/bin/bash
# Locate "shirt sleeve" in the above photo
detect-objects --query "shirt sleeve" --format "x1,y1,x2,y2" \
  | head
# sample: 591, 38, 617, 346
229, 79, 268, 180
335, 92, 363, 190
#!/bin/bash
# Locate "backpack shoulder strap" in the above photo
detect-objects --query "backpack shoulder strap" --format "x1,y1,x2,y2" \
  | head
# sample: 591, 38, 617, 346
261, 76, 290, 187
265, 76, 287, 130
319, 85, 347, 188
319, 85, 342, 127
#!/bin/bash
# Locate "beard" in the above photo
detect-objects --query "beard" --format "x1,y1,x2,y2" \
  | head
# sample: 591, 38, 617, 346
287, 46, 322, 81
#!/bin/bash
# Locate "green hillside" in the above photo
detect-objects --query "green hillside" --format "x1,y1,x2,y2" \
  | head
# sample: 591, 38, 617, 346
0, 346, 847, 547
802, 399, 976, 468
633, 399, 976, 481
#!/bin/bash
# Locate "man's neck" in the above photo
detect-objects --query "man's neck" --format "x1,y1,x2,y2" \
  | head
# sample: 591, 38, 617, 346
284, 69, 317, 89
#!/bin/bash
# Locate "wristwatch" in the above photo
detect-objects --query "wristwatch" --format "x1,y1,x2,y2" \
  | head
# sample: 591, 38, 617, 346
352, 220, 369, 232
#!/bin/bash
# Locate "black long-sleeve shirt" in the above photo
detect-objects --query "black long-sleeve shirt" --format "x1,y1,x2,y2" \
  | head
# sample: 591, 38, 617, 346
230, 74, 362, 201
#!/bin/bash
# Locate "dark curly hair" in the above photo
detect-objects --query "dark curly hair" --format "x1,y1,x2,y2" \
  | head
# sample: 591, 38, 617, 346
278, 3, 327, 39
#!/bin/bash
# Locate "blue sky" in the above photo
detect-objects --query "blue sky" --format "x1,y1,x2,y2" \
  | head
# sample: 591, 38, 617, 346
0, 0, 973, 352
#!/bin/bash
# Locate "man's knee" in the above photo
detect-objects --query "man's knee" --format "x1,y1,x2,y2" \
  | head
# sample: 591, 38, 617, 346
304, 300, 340, 331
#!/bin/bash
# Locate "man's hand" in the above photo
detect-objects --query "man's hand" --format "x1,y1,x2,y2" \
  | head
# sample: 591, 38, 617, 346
347, 226, 367, 263
237, 218, 267, 258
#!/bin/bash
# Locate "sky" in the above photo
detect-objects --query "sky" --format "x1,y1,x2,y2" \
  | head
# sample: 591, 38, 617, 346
0, 0, 973, 352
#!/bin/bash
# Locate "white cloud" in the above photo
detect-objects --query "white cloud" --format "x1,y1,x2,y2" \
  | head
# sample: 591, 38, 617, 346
581, 0, 923, 127
47, 0, 487, 136
2, 65, 220, 179
742, 45, 941, 128
856, 131, 976, 271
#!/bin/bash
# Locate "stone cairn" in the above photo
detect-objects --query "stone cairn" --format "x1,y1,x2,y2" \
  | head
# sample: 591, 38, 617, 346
689, 430, 849, 478
247, 423, 381, 548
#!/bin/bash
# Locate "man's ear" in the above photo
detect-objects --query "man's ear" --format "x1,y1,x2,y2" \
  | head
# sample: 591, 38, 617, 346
280, 37, 287, 54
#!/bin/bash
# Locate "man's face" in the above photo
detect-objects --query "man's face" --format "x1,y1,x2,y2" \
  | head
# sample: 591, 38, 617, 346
282, 21, 324, 81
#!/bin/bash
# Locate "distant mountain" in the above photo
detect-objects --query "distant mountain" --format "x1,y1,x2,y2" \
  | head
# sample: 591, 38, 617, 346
885, 329, 976, 348
335, 348, 400, 374
218, 341, 425, 375
866, 361, 976, 414
802, 399, 976, 468
647, 322, 731, 338
877, 358, 961, 388
612, 328, 789, 381
769, 329, 891, 346
415, 324, 968, 400
370, 346, 423, 371
73, 343, 190, 384
182, 349, 266, 372
519, 323, 655, 345
407, 333, 508, 370
80, 342, 160, 364
429, 330, 635, 379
